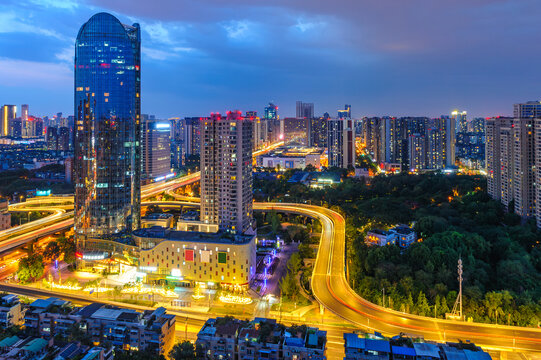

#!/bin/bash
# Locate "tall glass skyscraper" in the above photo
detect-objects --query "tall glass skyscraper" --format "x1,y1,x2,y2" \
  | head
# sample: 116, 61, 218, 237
74, 13, 141, 238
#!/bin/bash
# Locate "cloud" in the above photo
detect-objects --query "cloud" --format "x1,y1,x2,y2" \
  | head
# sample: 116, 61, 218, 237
222, 20, 253, 40
0, 57, 72, 87
0, 11, 66, 40
55, 46, 73, 63
28, 0, 80, 10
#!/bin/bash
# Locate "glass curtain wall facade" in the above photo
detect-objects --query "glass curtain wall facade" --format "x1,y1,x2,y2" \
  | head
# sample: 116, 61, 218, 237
74, 13, 141, 238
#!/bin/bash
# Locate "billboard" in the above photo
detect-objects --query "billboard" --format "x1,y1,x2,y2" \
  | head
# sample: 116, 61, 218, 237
185, 249, 194, 262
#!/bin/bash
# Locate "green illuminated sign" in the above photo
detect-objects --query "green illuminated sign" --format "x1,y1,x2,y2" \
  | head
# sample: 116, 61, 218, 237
218, 252, 227, 264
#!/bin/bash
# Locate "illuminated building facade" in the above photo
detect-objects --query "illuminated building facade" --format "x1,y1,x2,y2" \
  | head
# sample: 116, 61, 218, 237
1, 105, 16, 137
486, 117, 513, 208
200, 111, 254, 235
296, 101, 314, 119
74, 12, 141, 239
135, 227, 256, 288
486, 102, 541, 228
327, 118, 356, 168
142, 116, 171, 181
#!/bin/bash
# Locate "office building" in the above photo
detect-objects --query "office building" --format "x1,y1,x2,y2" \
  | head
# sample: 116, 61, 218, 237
46, 127, 58, 151
183, 117, 203, 156
1, 105, 16, 137
283, 117, 309, 144
264, 103, 279, 143
309, 116, 328, 148
296, 101, 314, 119
142, 116, 171, 181
297, 101, 312, 120
338, 104, 351, 119
200, 111, 254, 234
74, 13, 141, 239
327, 118, 356, 168
20, 104, 28, 122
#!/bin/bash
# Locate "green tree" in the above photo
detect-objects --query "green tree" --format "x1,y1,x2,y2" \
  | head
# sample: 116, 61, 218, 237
416, 291, 430, 316
169, 341, 198, 360
43, 241, 61, 261
17, 254, 44, 283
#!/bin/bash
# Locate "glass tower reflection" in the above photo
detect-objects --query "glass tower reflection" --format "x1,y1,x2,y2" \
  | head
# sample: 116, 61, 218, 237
74, 13, 141, 238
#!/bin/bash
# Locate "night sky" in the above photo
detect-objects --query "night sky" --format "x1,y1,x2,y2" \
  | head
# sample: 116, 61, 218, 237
1, 0, 540, 119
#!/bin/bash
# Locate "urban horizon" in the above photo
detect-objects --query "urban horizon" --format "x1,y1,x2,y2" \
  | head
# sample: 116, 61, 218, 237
1, 1, 541, 118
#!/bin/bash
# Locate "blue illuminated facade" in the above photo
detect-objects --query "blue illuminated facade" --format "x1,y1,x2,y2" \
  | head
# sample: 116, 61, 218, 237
74, 13, 141, 238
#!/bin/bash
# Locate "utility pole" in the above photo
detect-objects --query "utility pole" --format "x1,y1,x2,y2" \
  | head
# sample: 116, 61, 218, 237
458, 258, 463, 320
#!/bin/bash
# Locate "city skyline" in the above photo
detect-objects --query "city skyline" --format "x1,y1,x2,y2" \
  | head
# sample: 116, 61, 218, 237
2, 0, 541, 119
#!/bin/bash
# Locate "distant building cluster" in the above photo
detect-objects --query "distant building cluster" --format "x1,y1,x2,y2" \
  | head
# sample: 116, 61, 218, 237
486, 101, 541, 228
197, 317, 327, 360
0, 295, 174, 359
365, 225, 417, 247
359, 111, 484, 173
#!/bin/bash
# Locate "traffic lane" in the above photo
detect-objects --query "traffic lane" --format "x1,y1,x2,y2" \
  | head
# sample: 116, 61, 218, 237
317, 214, 541, 352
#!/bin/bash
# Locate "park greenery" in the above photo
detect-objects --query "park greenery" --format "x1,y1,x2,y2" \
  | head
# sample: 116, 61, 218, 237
17, 233, 76, 283
255, 169, 541, 327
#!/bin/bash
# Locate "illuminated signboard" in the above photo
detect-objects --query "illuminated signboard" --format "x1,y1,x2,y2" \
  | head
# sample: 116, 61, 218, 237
36, 190, 51, 196
185, 249, 194, 262
218, 252, 227, 264
201, 250, 210, 263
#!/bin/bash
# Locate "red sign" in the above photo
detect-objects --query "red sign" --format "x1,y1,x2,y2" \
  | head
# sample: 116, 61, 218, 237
185, 249, 194, 262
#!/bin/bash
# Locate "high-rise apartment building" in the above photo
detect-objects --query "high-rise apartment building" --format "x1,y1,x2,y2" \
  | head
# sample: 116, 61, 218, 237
453, 109, 467, 134
486, 117, 513, 208
74, 12, 141, 238
309, 116, 327, 148
296, 101, 314, 119
408, 133, 426, 171
486, 102, 541, 227
327, 118, 356, 168
1, 105, 16, 137
512, 103, 538, 219
142, 116, 171, 181
183, 117, 203, 156
200, 111, 254, 235
444, 115, 456, 167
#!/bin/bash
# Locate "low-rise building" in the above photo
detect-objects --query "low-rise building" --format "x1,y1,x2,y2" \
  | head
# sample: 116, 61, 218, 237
343, 333, 491, 360
134, 227, 256, 290
23, 300, 175, 356
365, 225, 417, 248
365, 230, 397, 246
0, 294, 24, 327
24, 297, 75, 337
81, 304, 175, 355
141, 213, 174, 229
259, 146, 323, 170
197, 317, 327, 360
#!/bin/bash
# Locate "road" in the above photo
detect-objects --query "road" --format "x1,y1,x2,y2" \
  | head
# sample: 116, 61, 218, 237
261, 203, 541, 353
2, 140, 541, 353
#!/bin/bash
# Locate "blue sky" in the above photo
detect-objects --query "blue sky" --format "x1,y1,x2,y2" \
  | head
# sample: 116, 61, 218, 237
1, 0, 540, 119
